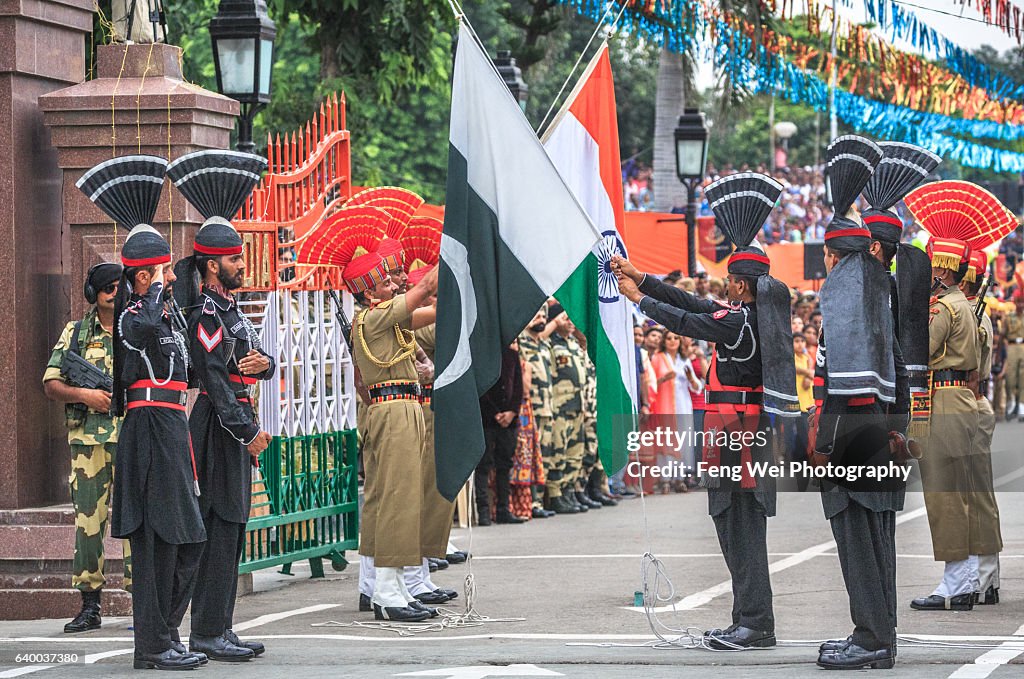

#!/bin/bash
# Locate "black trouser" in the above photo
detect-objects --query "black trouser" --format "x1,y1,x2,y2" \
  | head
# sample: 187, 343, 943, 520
786, 412, 810, 492
129, 524, 203, 655
712, 492, 774, 632
190, 511, 246, 637
476, 425, 517, 515
830, 503, 897, 652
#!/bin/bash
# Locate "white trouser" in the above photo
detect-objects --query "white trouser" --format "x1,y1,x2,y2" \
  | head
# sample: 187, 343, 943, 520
359, 555, 375, 597
371, 567, 409, 608
404, 559, 438, 596
933, 558, 979, 597
976, 553, 1000, 592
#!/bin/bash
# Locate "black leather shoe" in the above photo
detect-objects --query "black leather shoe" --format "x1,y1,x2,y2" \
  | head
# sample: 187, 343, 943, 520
531, 507, 552, 518
428, 560, 438, 572
429, 557, 450, 569
372, 603, 430, 622
408, 600, 438, 618
704, 626, 776, 650
910, 593, 973, 611
170, 641, 208, 665
414, 590, 450, 605
188, 633, 255, 662
980, 586, 1000, 605
434, 588, 458, 600
550, 496, 579, 514
477, 512, 492, 526
224, 629, 264, 657
359, 593, 372, 612
575, 490, 602, 509
569, 493, 588, 512
817, 643, 895, 670
819, 636, 852, 653
64, 590, 101, 633
446, 551, 468, 564
133, 648, 201, 670
495, 510, 527, 524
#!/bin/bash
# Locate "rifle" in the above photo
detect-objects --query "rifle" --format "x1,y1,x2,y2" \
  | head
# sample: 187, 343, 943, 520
327, 286, 353, 350
61, 351, 114, 393
975, 275, 992, 327
166, 293, 189, 335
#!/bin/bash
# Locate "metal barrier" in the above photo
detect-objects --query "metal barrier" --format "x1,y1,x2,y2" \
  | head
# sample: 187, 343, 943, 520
240, 429, 360, 576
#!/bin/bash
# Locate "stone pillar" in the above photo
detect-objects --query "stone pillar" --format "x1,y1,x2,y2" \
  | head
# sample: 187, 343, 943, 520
0, 0, 95, 510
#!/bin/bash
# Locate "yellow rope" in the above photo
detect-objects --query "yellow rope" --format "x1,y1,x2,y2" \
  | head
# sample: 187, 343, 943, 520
136, 41, 155, 153
354, 309, 417, 368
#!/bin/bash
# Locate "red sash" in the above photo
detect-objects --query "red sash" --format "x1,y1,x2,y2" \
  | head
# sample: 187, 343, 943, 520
703, 355, 762, 489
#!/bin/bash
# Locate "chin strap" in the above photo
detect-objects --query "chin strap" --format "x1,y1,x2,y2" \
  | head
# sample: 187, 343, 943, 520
931, 276, 948, 293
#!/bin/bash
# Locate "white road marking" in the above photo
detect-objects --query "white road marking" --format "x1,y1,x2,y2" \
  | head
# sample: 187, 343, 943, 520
395, 664, 563, 678
948, 620, 1024, 678
0, 667, 54, 679
232, 603, 341, 631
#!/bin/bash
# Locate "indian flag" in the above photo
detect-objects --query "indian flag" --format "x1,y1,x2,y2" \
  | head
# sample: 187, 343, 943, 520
434, 24, 633, 501
542, 43, 639, 478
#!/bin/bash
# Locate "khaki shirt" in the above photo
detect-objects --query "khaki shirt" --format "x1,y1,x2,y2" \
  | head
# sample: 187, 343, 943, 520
972, 299, 993, 379
415, 324, 436, 363
549, 332, 586, 414
518, 332, 553, 417
43, 310, 121, 445
928, 287, 979, 372
353, 294, 418, 386
1006, 312, 1024, 342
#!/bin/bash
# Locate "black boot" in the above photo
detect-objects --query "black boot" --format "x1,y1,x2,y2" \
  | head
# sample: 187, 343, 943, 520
550, 495, 578, 514
64, 590, 101, 633
495, 508, 526, 524
575, 490, 601, 509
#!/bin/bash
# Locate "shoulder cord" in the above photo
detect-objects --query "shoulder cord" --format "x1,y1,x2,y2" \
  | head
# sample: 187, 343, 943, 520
717, 307, 757, 363
117, 306, 176, 386
355, 309, 417, 368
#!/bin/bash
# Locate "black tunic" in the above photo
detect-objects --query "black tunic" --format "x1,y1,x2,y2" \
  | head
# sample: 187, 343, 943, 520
637, 275, 775, 517
111, 283, 206, 544
814, 286, 910, 518
187, 287, 276, 523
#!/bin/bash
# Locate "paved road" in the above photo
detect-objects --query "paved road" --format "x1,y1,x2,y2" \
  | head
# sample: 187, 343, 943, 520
2, 422, 1024, 678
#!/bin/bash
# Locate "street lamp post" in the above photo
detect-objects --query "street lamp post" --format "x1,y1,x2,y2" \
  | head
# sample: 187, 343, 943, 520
773, 121, 798, 172
492, 50, 529, 112
674, 109, 710, 277
209, 0, 277, 154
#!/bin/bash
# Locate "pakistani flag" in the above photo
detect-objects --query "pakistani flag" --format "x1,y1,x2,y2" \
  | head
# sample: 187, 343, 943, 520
434, 23, 631, 501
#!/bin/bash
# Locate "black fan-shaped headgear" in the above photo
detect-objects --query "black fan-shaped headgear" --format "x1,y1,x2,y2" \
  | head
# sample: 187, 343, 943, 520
704, 172, 783, 276
825, 135, 883, 217
165, 150, 268, 221
75, 155, 168, 228
862, 142, 941, 244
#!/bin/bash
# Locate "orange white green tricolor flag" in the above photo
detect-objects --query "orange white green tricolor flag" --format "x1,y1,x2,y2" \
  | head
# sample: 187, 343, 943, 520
542, 43, 638, 475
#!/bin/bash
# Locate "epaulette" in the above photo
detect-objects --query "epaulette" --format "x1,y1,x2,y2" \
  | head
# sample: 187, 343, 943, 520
713, 299, 740, 309
201, 297, 216, 315
374, 298, 395, 310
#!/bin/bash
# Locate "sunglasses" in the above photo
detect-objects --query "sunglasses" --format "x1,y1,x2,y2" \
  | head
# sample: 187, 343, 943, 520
100, 283, 119, 295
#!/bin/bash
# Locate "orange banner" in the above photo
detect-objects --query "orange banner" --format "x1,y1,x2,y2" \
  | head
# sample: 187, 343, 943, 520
623, 212, 823, 291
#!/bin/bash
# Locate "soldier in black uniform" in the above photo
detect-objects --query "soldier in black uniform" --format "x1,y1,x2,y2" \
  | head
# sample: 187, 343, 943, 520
615, 172, 799, 651
811, 135, 912, 671
168, 150, 275, 662
77, 154, 207, 671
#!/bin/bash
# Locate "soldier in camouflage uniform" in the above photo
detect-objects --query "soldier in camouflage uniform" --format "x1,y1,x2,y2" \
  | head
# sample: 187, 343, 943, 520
574, 339, 616, 508
43, 263, 132, 633
547, 304, 594, 512
518, 304, 557, 517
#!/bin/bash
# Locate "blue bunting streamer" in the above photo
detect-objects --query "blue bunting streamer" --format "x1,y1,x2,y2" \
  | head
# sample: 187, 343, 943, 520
553, 1, 1024, 172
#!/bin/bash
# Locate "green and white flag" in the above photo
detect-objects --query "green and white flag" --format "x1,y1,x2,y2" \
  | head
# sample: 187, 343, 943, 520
434, 23, 633, 501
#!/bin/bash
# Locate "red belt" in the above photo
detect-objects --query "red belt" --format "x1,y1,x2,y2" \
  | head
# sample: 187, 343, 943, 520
847, 396, 875, 407
126, 380, 188, 411
420, 383, 433, 406
230, 374, 257, 386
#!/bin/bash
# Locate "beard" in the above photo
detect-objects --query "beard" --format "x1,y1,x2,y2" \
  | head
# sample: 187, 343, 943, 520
217, 266, 244, 291
530, 322, 546, 332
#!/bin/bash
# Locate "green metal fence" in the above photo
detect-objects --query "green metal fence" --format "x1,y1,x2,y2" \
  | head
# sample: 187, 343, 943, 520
240, 429, 360, 576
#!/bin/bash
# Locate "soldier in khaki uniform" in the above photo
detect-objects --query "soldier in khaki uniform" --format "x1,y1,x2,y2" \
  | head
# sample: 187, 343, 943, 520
961, 251, 1003, 605
338, 228, 438, 622
518, 305, 558, 517
43, 263, 132, 633
548, 304, 592, 512
911, 238, 983, 611
574, 336, 615, 507
1004, 293, 1024, 420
